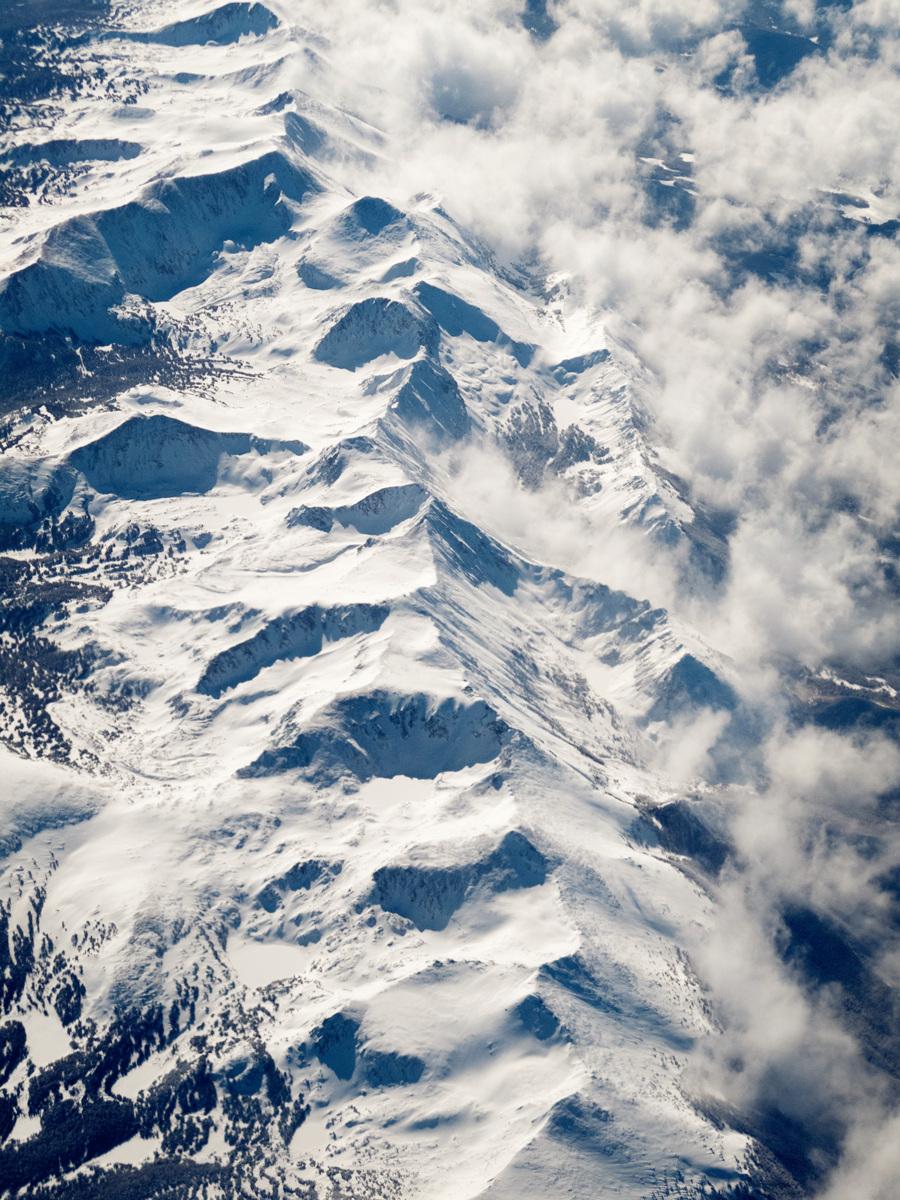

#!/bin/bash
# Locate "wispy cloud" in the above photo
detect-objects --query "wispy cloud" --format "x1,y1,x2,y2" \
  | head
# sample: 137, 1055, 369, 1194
280, 3, 900, 1187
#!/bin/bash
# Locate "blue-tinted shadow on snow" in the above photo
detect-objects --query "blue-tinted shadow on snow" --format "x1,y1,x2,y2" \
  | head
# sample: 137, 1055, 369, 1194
311, 1013, 358, 1081
696, 1095, 837, 1195
1, 138, 141, 169
120, 3, 278, 47
381, 257, 419, 283
387, 359, 470, 443
198, 603, 388, 698
629, 801, 730, 878
69, 414, 308, 499
539, 955, 621, 1015
540, 952, 695, 1053
371, 831, 547, 932
414, 282, 534, 367
287, 483, 428, 537
311, 1013, 425, 1087
239, 690, 510, 782
0, 793, 98, 862
426, 501, 521, 596
551, 349, 610, 380
301, 435, 379, 490
0, 151, 318, 343
514, 994, 562, 1041
545, 1095, 623, 1157
283, 111, 327, 157
339, 196, 406, 239
643, 654, 738, 725
0, 458, 79, 549
313, 298, 438, 371
297, 260, 344, 290
257, 859, 341, 913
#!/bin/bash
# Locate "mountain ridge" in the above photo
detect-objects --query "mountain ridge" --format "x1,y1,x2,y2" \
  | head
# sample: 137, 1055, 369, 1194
1, 3, 897, 1199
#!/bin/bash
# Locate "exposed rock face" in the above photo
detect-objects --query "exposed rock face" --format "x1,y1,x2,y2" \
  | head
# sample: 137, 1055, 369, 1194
371, 831, 548, 931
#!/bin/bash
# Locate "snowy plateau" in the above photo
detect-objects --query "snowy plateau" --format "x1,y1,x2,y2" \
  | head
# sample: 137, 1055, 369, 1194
0, 3, 899, 1200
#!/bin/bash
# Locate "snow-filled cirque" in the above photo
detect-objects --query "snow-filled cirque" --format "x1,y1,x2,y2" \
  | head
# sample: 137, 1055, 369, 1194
1, 2, 899, 1199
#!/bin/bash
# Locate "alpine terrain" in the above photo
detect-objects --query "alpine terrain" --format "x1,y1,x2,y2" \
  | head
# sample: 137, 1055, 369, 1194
1, 3, 899, 1199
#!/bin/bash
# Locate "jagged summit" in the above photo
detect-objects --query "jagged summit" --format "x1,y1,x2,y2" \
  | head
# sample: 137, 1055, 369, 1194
0, 149, 321, 343
123, 3, 279, 48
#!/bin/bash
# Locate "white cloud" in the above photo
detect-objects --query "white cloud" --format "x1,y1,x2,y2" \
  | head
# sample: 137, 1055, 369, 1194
279, 5, 900, 1186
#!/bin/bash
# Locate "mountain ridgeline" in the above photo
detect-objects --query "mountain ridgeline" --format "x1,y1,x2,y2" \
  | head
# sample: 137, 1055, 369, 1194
0, 4, 897, 1200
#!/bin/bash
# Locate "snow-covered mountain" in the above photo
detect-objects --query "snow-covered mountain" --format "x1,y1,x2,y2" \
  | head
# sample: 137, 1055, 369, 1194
1, 4, 898, 1200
